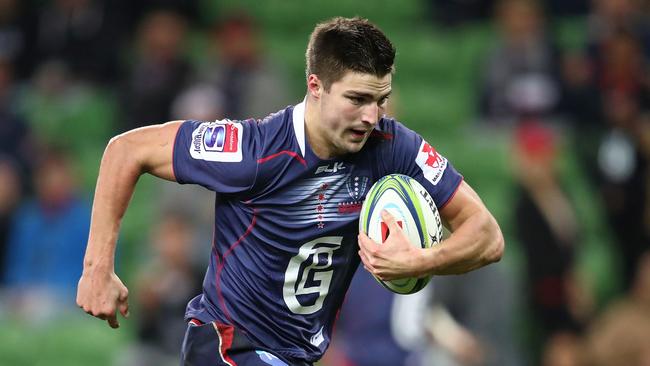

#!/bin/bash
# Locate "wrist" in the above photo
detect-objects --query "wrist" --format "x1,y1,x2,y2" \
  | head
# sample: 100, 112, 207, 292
421, 244, 442, 276
83, 257, 114, 274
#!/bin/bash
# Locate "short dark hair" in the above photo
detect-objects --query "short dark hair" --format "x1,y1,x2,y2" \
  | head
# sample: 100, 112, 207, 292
305, 17, 396, 91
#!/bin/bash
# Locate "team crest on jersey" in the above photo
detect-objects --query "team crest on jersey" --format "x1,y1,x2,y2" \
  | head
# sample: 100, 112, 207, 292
345, 175, 369, 200
190, 120, 243, 162
415, 140, 447, 185
337, 175, 369, 214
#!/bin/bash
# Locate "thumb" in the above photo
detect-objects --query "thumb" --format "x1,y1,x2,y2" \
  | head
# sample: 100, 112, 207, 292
381, 209, 401, 232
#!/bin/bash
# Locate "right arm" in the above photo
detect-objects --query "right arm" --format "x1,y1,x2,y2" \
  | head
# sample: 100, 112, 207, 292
76, 121, 182, 328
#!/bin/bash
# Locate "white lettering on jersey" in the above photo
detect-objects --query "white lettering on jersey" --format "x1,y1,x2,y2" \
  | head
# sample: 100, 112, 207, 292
190, 120, 243, 162
415, 140, 447, 185
283, 236, 342, 315
315, 162, 346, 174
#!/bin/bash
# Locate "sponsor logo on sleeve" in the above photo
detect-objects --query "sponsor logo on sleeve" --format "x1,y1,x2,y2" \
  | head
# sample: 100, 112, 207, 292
190, 120, 243, 162
415, 140, 447, 185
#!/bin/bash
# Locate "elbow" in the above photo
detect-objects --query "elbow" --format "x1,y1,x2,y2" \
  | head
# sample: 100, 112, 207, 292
105, 133, 127, 158
104, 133, 139, 169
486, 219, 504, 264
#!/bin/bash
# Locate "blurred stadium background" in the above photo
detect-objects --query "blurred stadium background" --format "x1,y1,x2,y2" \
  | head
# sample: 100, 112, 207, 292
1, 0, 649, 365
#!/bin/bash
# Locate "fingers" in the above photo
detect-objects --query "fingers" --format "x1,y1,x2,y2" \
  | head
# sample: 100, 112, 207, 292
358, 233, 379, 264
107, 314, 120, 329
119, 300, 130, 318
357, 231, 376, 251
77, 274, 130, 329
358, 249, 374, 270
118, 288, 130, 318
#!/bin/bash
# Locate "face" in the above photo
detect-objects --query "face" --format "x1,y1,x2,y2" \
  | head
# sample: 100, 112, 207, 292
308, 71, 392, 159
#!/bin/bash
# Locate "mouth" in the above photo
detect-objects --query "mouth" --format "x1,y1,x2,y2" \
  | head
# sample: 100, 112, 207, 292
349, 128, 369, 140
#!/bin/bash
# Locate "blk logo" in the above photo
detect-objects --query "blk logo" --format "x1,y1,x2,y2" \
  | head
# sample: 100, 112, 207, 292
315, 162, 346, 174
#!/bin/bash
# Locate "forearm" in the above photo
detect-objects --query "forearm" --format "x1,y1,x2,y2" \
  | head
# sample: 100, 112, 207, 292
82, 123, 179, 272
83, 136, 143, 272
424, 209, 503, 275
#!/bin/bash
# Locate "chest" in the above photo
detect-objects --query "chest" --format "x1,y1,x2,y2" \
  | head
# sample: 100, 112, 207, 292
248, 161, 375, 231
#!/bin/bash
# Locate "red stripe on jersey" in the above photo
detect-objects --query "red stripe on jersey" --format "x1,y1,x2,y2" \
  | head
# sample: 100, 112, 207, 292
189, 318, 203, 326
214, 322, 238, 366
215, 206, 258, 324
370, 130, 393, 140
258, 150, 307, 166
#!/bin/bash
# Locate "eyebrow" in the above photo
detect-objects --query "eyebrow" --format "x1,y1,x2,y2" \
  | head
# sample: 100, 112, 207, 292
345, 90, 392, 100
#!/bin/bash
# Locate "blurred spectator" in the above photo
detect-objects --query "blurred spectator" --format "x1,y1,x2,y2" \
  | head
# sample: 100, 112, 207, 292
122, 9, 190, 130
165, 82, 225, 256
560, 51, 605, 180
197, 12, 291, 120
24, 0, 124, 84
596, 90, 650, 290
117, 212, 203, 366
585, 0, 650, 60
0, 57, 34, 185
540, 331, 583, 366
583, 251, 650, 366
477, 0, 563, 127
121, 0, 201, 29
562, 21, 650, 292
0, 0, 29, 76
545, 0, 590, 17
566, 3, 650, 142
324, 266, 425, 366
18, 60, 116, 190
425, 0, 494, 27
422, 264, 522, 366
171, 83, 225, 122
0, 158, 21, 282
512, 121, 593, 362
425, 0, 588, 27
3, 148, 90, 314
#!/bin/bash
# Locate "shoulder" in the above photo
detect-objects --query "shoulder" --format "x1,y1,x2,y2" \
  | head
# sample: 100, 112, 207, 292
368, 117, 422, 150
255, 105, 294, 131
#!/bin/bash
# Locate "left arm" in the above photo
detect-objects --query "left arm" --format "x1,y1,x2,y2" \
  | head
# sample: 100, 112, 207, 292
358, 181, 504, 280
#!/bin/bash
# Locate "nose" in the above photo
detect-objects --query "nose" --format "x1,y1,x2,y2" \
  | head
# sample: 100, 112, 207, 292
361, 103, 380, 125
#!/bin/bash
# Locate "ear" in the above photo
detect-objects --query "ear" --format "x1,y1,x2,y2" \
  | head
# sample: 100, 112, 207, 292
307, 74, 322, 100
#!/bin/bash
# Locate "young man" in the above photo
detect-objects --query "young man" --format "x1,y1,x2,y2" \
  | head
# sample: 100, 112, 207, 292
77, 17, 504, 365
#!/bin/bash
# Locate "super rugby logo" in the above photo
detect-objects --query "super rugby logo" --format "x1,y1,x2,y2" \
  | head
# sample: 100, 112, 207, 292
415, 141, 447, 185
190, 121, 243, 162
203, 125, 226, 151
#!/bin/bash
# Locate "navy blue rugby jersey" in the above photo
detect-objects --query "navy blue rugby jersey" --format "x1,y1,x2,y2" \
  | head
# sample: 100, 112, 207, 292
172, 101, 463, 363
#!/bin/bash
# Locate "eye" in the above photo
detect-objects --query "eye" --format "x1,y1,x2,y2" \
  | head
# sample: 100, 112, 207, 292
378, 96, 390, 107
347, 96, 364, 105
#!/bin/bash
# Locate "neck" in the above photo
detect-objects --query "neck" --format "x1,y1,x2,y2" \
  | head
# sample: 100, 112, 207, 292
304, 96, 333, 159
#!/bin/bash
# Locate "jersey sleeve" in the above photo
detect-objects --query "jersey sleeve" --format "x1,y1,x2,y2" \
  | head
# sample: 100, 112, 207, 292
389, 121, 463, 209
173, 119, 259, 194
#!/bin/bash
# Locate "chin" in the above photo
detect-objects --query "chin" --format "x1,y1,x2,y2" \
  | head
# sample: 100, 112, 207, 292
344, 141, 366, 154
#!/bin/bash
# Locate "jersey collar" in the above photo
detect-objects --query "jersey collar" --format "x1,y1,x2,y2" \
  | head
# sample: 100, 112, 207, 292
292, 98, 306, 157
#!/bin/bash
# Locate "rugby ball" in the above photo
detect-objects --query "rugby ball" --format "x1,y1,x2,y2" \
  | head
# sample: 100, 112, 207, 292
359, 174, 444, 294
